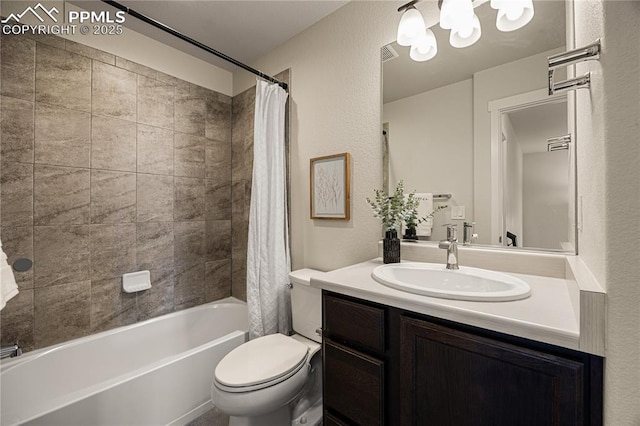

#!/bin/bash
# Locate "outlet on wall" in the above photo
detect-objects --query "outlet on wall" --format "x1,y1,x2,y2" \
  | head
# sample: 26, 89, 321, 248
451, 206, 466, 220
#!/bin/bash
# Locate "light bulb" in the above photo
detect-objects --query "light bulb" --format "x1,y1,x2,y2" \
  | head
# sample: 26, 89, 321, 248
450, 13, 481, 48
397, 7, 428, 47
505, 5, 524, 20
410, 29, 438, 62
440, 0, 474, 30
491, 0, 534, 32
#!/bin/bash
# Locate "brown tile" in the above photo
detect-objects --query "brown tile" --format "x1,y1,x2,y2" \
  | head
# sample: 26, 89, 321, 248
91, 115, 136, 172
0, 226, 34, 289
65, 40, 115, 64
92, 61, 136, 121
0, 289, 34, 352
175, 96, 206, 137
174, 177, 205, 221
136, 174, 173, 222
136, 124, 173, 175
90, 277, 137, 333
231, 180, 246, 216
137, 75, 174, 129
231, 251, 246, 302
174, 263, 204, 310
1, 96, 34, 163
155, 71, 182, 86
34, 164, 90, 225
174, 133, 205, 178
231, 217, 248, 252
34, 225, 90, 288
34, 104, 91, 168
185, 406, 229, 426
137, 268, 174, 321
207, 95, 232, 142
0, 162, 33, 227
205, 220, 231, 262
1, 35, 35, 101
36, 43, 91, 112
137, 222, 174, 270
25, 33, 65, 49
91, 170, 136, 224
174, 221, 204, 269
90, 224, 136, 280
206, 180, 231, 220
115, 57, 157, 79
205, 259, 231, 302
205, 138, 231, 181
34, 280, 91, 348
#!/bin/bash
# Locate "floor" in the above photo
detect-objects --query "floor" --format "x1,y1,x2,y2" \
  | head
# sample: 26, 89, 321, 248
186, 406, 229, 426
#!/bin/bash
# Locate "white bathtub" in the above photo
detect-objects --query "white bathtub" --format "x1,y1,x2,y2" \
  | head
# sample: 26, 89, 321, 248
0, 298, 248, 426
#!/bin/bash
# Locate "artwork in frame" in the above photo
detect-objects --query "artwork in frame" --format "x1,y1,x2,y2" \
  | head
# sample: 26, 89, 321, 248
310, 152, 351, 220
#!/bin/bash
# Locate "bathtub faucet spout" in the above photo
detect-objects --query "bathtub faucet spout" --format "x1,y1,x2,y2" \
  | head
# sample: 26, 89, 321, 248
0, 341, 22, 359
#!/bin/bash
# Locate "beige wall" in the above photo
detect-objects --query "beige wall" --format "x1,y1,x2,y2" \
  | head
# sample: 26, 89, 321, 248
574, 1, 640, 424
237, 0, 640, 422
234, 2, 401, 271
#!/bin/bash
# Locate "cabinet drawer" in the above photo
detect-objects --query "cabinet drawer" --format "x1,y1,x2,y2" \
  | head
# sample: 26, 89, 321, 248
324, 411, 353, 426
324, 293, 385, 353
324, 339, 384, 426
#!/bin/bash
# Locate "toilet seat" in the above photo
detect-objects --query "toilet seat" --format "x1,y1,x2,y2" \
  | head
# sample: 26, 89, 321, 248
214, 334, 309, 393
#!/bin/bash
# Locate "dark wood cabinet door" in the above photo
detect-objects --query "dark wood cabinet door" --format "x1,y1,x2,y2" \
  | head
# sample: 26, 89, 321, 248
324, 338, 385, 426
400, 316, 584, 426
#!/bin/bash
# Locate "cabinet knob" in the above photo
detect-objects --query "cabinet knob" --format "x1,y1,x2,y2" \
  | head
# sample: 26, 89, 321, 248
315, 328, 323, 337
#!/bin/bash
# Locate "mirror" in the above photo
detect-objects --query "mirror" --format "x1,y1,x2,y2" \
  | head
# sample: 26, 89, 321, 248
382, 0, 575, 252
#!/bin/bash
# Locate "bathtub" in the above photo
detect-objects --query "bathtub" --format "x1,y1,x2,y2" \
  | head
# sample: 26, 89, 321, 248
0, 298, 248, 426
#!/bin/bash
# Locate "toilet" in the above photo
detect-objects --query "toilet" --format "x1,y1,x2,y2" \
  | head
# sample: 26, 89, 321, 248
211, 269, 324, 426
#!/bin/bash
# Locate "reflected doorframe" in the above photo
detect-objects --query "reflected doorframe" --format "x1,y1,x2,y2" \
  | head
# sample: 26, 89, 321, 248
488, 88, 574, 251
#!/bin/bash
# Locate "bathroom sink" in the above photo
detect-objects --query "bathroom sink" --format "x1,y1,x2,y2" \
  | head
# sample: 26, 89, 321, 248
371, 262, 531, 302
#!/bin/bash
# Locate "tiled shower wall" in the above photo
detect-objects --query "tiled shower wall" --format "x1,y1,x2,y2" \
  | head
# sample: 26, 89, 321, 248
0, 33, 241, 351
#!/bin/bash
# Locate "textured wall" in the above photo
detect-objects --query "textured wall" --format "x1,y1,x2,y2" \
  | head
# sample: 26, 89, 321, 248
233, 2, 404, 271
574, 1, 640, 424
0, 33, 234, 351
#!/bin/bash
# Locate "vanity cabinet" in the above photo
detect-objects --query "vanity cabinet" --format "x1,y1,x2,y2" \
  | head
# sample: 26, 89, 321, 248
322, 291, 603, 426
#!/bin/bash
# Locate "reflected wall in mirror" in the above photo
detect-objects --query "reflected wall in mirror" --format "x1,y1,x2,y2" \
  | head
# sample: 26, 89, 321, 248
382, 0, 575, 252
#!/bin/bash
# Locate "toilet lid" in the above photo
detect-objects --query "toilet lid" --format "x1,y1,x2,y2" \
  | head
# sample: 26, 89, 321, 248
215, 334, 309, 388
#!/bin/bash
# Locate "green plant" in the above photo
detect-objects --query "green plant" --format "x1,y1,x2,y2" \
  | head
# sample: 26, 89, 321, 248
366, 181, 407, 231
401, 193, 447, 233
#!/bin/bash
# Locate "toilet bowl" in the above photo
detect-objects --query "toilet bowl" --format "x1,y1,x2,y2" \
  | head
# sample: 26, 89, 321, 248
211, 269, 324, 426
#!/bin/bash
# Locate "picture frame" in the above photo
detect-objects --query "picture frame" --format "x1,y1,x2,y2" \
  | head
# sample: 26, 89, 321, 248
310, 152, 351, 220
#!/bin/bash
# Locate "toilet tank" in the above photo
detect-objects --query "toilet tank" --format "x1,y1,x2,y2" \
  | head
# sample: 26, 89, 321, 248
289, 269, 324, 344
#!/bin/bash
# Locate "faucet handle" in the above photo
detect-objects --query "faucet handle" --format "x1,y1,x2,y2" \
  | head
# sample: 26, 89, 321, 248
442, 223, 458, 241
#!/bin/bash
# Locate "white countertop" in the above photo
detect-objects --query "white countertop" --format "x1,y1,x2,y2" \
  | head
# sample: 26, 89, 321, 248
311, 258, 580, 351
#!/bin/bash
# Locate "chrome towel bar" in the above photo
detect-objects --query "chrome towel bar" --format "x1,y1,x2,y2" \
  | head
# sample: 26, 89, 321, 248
548, 39, 601, 95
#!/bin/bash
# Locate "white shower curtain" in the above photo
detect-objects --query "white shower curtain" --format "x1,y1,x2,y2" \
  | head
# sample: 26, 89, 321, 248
247, 79, 291, 339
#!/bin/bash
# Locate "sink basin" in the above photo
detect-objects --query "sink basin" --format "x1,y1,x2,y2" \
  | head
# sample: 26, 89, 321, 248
371, 262, 531, 302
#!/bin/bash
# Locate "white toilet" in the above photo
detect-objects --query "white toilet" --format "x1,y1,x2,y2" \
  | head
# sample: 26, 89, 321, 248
211, 269, 324, 426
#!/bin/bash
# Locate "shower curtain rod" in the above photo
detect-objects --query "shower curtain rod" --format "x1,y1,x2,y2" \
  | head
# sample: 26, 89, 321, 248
100, 0, 288, 91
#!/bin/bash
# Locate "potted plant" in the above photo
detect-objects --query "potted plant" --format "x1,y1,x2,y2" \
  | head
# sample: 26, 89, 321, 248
366, 181, 406, 263
401, 193, 447, 241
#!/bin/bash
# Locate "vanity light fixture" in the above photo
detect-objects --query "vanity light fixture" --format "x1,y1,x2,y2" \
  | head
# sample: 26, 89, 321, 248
491, 0, 535, 32
396, 0, 535, 61
397, 1, 428, 47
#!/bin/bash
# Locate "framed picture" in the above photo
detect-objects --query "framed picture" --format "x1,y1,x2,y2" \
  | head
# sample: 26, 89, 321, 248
310, 152, 350, 220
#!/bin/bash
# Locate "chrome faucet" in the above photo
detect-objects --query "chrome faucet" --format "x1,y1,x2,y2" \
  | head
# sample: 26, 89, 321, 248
438, 224, 459, 270
0, 341, 22, 359
463, 222, 478, 245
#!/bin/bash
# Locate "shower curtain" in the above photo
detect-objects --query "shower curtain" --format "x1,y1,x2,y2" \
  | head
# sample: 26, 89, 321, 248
247, 79, 291, 339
